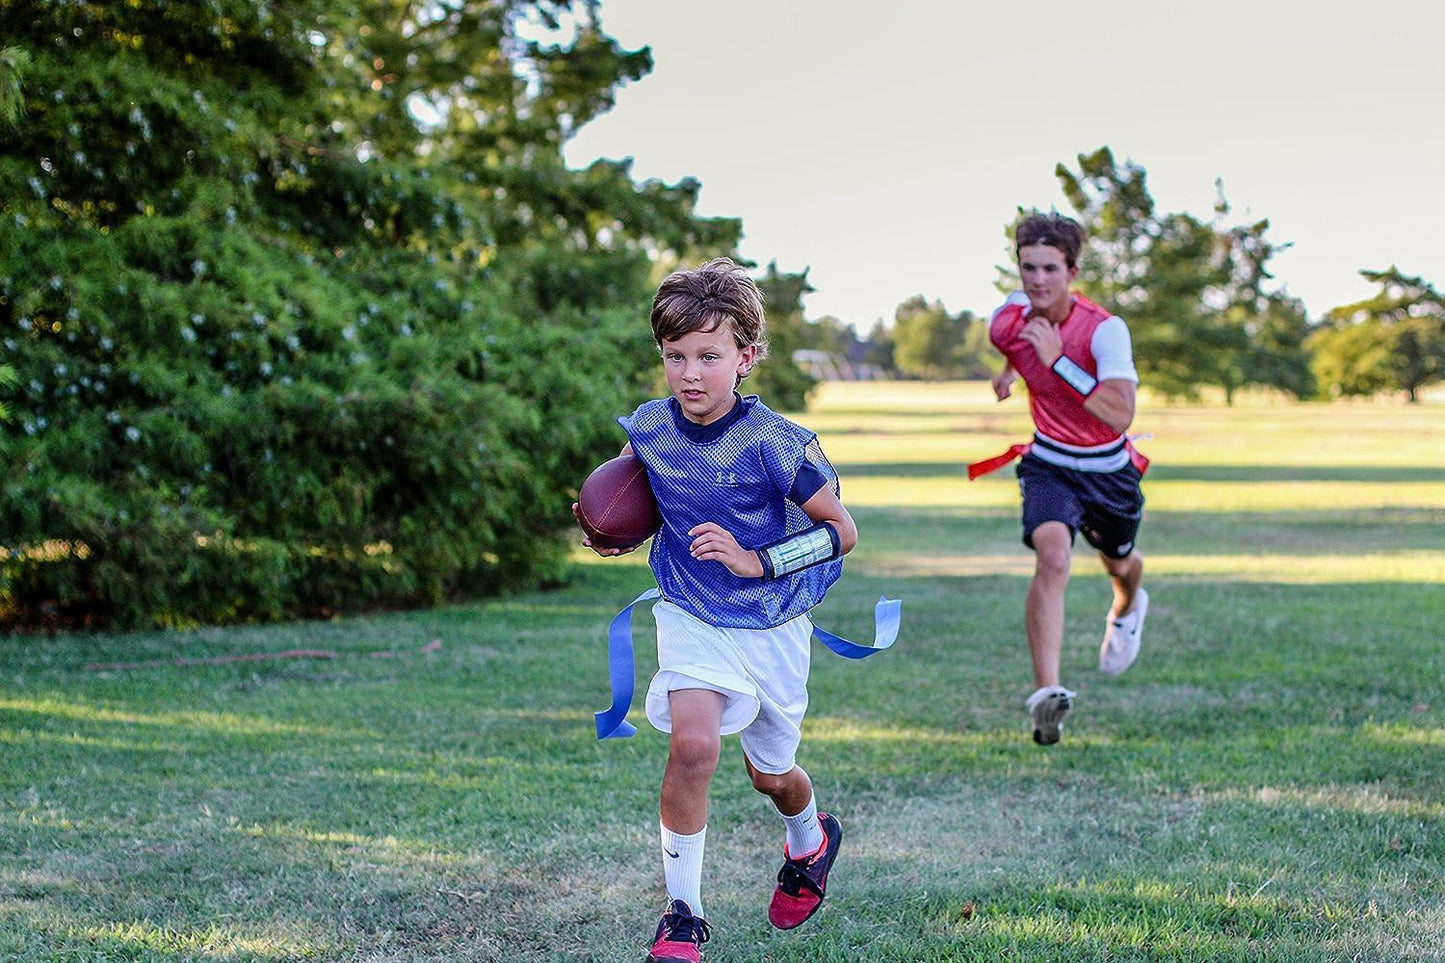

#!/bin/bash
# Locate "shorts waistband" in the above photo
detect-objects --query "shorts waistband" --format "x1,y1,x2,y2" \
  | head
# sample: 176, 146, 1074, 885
1029, 433, 1130, 472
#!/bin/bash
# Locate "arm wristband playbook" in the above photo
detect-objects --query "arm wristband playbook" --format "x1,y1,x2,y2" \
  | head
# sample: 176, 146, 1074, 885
1051, 355, 1098, 397
757, 522, 841, 580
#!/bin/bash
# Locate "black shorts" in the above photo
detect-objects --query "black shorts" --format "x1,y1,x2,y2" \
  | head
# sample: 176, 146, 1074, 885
1016, 454, 1144, 559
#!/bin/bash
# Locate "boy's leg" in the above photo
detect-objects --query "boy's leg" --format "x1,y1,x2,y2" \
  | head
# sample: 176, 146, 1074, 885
1099, 550, 1147, 675
1017, 460, 1083, 745
1025, 520, 1073, 688
745, 760, 842, 930
658, 689, 726, 920
1103, 549, 1144, 620
1024, 521, 1077, 745
1083, 471, 1147, 676
745, 759, 820, 856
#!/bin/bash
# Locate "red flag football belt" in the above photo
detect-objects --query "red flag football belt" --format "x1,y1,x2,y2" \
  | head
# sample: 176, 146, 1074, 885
967, 437, 1150, 480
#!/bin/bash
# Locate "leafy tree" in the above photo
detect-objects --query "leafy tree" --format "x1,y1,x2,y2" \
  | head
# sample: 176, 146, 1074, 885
1028, 147, 1312, 401
861, 319, 896, 375
0, 42, 12, 423
0, 0, 738, 628
891, 296, 952, 380
795, 313, 857, 358
956, 311, 995, 379
890, 296, 989, 380
1211, 192, 1314, 400
0, 363, 13, 424
1233, 292, 1316, 400
0, 45, 26, 125
794, 313, 888, 380
1310, 268, 1444, 402
750, 261, 818, 411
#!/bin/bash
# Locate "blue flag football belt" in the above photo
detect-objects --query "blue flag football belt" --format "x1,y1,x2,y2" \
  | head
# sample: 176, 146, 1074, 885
594, 588, 903, 740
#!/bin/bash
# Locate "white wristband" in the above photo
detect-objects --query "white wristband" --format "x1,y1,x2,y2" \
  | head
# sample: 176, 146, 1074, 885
758, 523, 840, 580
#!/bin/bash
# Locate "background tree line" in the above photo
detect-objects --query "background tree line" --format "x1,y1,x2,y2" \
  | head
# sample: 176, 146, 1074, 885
847, 149, 1443, 402
1, 5, 1438, 630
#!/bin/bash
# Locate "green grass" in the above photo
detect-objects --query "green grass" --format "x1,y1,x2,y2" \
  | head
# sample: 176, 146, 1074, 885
2, 381, 1442, 962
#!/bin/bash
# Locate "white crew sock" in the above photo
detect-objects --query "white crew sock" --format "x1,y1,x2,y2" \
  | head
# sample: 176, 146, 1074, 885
776, 793, 823, 857
660, 823, 706, 920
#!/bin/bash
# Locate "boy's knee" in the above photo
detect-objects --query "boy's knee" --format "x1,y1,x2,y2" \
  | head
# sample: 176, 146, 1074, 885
1102, 551, 1139, 578
667, 729, 721, 775
747, 764, 796, 797
1034, 543, 1072, 580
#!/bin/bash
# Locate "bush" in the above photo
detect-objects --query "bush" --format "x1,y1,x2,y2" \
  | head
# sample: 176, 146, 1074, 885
0, 0, 730, 628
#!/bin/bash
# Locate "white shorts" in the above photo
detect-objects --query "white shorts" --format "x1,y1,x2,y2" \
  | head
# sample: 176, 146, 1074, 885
645, 600, 812, 775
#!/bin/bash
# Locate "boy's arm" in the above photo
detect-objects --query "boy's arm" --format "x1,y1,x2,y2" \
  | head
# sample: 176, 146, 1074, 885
798, 485, 857, 556
1083, 379, 1135, 434
991, 361, 1017, 401
688, 485, 856, 579
987, 298, 1020, 401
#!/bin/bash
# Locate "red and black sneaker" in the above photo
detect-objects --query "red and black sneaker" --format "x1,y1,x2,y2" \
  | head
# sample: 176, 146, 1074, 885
767, 812, 843, 930
646, 898, 711, 963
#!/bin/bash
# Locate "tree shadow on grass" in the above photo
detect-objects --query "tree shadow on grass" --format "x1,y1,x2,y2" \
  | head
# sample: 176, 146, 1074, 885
847, 502, 1445, 558
839, 461, 1445, 484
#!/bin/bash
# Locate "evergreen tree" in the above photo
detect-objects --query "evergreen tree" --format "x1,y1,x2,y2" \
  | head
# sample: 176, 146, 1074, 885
0, 0, 738, 628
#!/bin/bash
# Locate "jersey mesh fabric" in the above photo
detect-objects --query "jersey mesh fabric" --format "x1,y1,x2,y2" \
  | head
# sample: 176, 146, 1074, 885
990, 292, 1128, 447
621, 396, 842, 629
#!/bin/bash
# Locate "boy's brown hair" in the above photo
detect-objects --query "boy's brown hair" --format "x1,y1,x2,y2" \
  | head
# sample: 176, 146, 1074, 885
649, 257, 770, 365
1015, 212, 1087, 269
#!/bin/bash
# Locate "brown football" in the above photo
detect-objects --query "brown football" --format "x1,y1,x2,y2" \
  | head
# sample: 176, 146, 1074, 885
577, 454, 662, 550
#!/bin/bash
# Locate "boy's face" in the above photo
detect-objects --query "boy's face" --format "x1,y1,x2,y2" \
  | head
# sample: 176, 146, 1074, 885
661, 325, 757, 426
1018, 243, 1078, 318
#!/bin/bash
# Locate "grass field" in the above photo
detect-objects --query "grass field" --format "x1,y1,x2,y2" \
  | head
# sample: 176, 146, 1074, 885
2, 382, 1442, 962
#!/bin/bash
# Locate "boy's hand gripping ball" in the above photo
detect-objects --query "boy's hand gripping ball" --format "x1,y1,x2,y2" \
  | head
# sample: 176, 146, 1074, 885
577, 454, 661, 550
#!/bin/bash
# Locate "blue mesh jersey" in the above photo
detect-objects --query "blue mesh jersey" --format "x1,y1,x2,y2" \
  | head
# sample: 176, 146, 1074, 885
620, 395, 842, 630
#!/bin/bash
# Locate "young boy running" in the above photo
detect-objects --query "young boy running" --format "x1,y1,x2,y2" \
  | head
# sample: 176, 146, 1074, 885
578, 258, 856, 962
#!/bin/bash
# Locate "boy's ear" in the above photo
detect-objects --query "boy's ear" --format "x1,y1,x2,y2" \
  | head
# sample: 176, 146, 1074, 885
737, 344, 759, 376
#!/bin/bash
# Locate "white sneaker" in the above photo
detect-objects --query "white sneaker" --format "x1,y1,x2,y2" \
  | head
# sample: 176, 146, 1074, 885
1025, 685, 1076, 746
1100, 588, 1148, 675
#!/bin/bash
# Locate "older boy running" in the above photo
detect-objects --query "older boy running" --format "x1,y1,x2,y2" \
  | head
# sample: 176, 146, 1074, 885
972, 212, 1150, 746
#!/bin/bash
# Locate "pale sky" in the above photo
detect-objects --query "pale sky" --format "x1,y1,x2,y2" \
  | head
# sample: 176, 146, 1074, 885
563, 0, 1443, 329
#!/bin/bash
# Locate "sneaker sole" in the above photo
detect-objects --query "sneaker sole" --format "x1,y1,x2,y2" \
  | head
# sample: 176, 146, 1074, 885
1031, 694, 1071, 745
